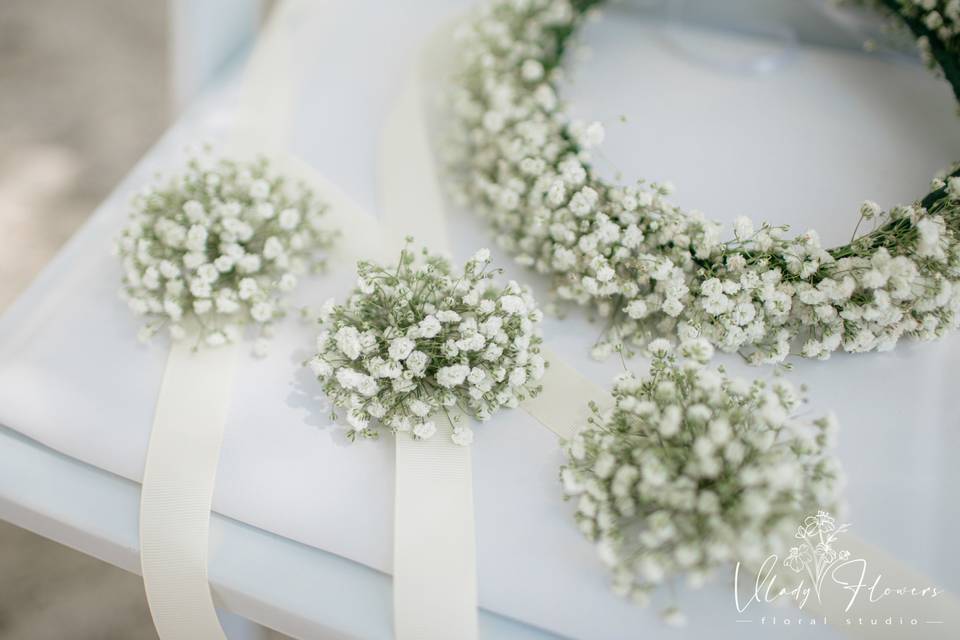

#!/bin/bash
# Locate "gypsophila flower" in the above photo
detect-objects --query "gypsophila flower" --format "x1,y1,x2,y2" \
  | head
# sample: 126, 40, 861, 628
560, 347, 843, 618
309, 241, 547, 444
445, 0, 960, 364
115, 151, 337, 351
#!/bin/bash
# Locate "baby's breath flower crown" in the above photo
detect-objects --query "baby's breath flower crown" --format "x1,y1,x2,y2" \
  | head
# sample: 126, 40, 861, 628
309, 242, 546, 445
561, 340, 843, 621
115, 153, 336, 352
447, 0, 960, 363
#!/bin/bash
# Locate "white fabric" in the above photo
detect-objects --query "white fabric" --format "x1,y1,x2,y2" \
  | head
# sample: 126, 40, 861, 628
140, 341, 238, 640
393, 420, 478, 640
2, 3, 960, 638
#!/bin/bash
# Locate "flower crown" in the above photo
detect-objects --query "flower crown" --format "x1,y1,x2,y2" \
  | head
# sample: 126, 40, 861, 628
446, 0, 960, 363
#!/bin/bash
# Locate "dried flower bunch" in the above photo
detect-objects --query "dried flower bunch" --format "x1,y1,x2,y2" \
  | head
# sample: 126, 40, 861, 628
560, 341, 843, 623
309, 242, 546, 444
115, 153, 337, 353
446, 0, 960, 363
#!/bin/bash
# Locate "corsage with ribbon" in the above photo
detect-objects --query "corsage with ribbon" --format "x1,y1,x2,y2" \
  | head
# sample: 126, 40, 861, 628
115, 150, 336, 639
307, 241, 546, 640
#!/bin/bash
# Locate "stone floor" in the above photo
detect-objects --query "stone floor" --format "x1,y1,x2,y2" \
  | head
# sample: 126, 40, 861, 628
0, 0, 166, 637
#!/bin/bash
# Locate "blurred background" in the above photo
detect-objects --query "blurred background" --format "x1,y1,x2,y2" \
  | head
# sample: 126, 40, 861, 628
0, 0, 165, 637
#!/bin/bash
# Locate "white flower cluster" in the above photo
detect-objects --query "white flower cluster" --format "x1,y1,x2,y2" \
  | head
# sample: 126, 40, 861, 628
308, 244, 546, 444
446, 0, 960, 363
560, 341, 843, 620
115, 153, 336, 351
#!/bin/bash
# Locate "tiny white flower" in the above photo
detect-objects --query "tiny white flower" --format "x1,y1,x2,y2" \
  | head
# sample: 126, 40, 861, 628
437, 309, 461, 322
278, 208, 301, 230
389, 336, 416, 361
256, 202, 275, 219
309, 356, 332, 377
437, 364, 470, 388
263, 236, 284, 260
279, 273, 297, 292
582, 121, 605, 147
733, 216, 754, 241
520, 59, 544, 81
647, 338, 673, 356
471, 248, 491, 264
500, 294, 526, 314
346, 410, 369, 432
205, 331, 226, 347
249, 179, 270, 199
251, 301, 274, 323
409, 399, 432, 418
405, 350, 429, 376
413, 421, 437, 440
451, 426, 474, 446
335, 326, 362, 360
416, 315, 442, 338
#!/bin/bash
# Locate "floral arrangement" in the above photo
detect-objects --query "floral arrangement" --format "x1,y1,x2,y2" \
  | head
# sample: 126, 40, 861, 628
445, 0, 960, 363
560, 340, 843, 623
115, 153, 336, 352
308, 242, 546, 444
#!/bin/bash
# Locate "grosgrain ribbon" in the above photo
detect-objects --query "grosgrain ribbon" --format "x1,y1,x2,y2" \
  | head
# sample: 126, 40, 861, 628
393, 416, 478, 640
140, 341, 238, 640
138, 2, 310, 638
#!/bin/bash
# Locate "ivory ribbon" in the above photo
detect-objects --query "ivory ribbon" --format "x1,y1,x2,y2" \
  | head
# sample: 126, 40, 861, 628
140, 341, 238, 639
522, 357, 607, 440
377, 17, 960, 636
138, 3, 312, 638
393, 417, 478, 640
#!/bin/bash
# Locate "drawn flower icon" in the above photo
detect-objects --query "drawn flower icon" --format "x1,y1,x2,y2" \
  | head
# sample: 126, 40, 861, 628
815, 542, 837, 564
784, 547, 805, 572
803, 510, 836, 535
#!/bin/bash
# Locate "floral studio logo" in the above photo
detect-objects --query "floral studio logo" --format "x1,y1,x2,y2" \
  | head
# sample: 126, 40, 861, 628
781, 511, 851, 603
733, 511, 946, 629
